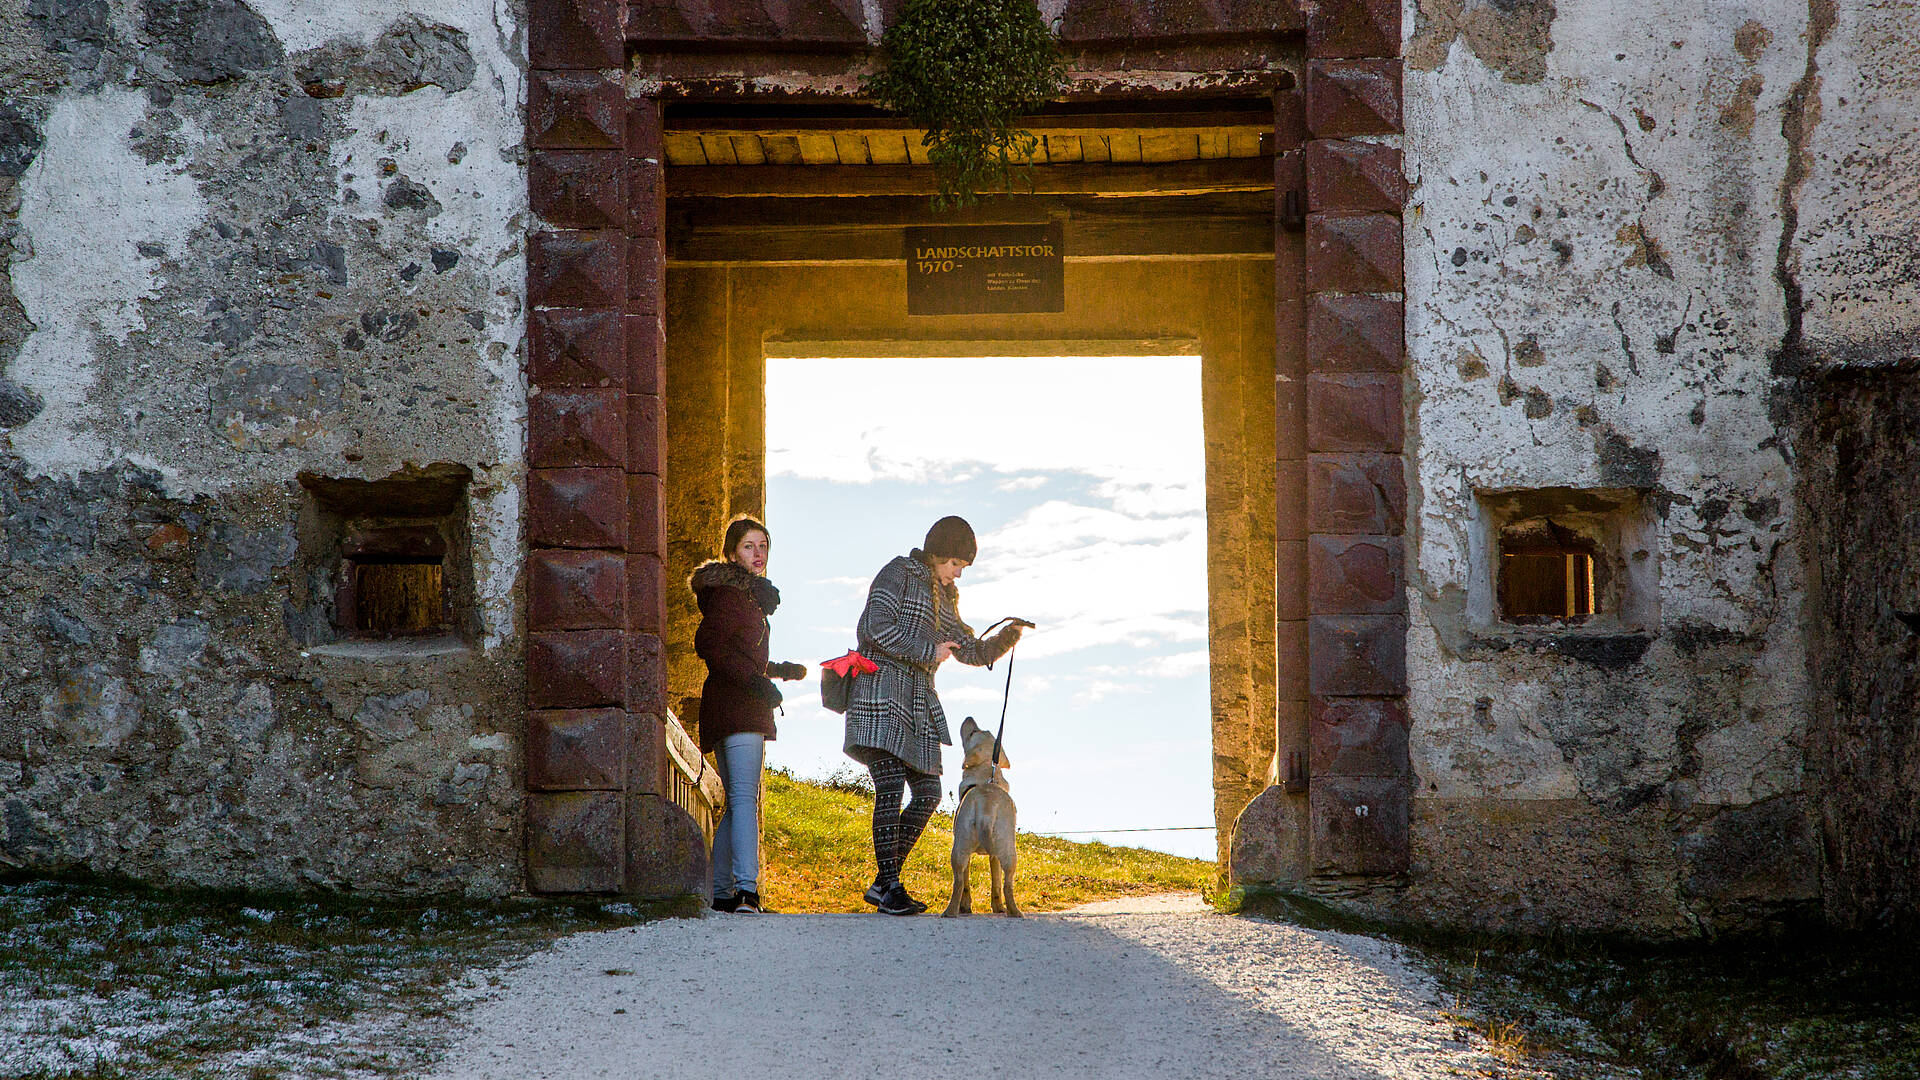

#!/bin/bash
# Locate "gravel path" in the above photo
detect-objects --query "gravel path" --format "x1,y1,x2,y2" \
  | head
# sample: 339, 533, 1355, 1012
427, 894, 1554, 1080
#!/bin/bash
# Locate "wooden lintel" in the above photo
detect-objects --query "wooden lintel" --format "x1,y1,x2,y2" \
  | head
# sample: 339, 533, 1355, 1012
662, 111, 1274, 135
665, 157, 1275, 198
667, 204, 1273, 264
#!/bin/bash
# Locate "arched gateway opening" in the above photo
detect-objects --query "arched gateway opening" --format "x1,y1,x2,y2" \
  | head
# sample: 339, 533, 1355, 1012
522, 2, 1414, 897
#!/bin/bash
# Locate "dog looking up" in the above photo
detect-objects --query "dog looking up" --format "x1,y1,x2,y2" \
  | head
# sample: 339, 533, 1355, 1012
943, 716, 1020, 918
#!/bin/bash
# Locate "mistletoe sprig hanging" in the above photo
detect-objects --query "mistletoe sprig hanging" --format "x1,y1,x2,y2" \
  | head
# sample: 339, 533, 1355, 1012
863, 0, 1067, 209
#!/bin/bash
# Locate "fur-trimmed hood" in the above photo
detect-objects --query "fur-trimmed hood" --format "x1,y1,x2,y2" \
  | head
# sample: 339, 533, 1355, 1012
689, 559, 781, 614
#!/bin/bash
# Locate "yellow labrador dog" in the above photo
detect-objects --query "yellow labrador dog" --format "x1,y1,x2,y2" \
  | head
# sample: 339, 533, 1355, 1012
943, 717, 1020, 918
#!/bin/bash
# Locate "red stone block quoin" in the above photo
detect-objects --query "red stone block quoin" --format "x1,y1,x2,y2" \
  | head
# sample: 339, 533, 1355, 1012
528, 549, 629, 630
529, 388, 628, 469
526, 708, 628, 790
1306, 0, 1400, 59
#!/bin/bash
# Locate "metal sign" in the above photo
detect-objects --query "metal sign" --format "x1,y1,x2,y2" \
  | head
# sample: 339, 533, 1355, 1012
904, 223, 1065, 316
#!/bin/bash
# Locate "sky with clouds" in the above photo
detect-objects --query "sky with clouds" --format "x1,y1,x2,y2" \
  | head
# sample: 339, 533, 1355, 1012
759, 355, 1217, 860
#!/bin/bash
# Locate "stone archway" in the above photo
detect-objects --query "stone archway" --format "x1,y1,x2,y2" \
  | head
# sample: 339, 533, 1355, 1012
519, 0, 1412, 896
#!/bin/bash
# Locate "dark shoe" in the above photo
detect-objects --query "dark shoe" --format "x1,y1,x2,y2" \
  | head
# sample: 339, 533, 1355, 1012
863, 877, 887, 907
877, 882, 926, 916
711, 893, 740, 913
736, 891, 773, 914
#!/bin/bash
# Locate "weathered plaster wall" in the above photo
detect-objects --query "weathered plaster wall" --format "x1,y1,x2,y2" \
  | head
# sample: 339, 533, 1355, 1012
1396, 0, 1833, 933
0, 0, 532, 894
661, 257, 1278, 859
1786, 0, 1920, 932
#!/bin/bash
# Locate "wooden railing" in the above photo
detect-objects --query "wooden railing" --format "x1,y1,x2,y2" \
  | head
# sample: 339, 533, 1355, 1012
663, 712, 725, 845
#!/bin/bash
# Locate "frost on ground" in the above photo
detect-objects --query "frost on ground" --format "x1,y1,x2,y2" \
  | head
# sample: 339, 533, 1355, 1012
427, 894, 1631, 1080
0, 877, 663, 1079
3, 879, 1633, 1080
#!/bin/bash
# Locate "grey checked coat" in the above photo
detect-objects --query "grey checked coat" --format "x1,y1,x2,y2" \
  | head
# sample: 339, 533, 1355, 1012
843, 552, 1017, 776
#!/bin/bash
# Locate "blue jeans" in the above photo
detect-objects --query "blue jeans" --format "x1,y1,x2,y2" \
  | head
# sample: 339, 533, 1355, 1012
711, 733, 764, 897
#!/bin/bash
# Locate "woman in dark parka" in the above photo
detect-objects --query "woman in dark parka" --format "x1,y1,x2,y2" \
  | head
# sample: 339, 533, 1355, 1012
690, 514, 806, 914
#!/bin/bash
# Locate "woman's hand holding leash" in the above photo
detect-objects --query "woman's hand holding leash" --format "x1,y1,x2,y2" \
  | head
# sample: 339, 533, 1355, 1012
934, 641, 961, 664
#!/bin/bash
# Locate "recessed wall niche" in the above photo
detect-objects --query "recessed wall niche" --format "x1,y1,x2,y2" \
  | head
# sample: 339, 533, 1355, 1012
293, 465, 476, 648
1470, 487, 1659, 634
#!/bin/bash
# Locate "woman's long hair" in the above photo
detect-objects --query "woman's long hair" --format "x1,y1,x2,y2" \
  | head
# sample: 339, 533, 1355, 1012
722, 514, 770, 559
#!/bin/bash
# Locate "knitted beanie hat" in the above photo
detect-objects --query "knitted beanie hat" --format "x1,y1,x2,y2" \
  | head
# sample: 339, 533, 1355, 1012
922, 515, 978, 563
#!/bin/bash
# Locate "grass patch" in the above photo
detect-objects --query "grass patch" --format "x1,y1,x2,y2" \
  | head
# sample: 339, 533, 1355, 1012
761, 768, 1214, 913
1237, 890, 1920, 1079
0, 872, 690, 1079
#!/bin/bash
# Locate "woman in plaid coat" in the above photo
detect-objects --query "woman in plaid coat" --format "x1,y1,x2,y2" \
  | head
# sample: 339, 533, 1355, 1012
845, 516, 1021, 915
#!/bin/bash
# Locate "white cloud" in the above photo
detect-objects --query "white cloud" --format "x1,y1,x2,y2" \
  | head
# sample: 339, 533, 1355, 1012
765, 356, 1203, 500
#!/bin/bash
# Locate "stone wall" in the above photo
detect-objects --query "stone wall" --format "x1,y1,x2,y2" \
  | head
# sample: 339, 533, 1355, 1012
1786, 0, 1920, 932
1796, 369, 1920, 931
1393, 0, 1821, 933
0, 0, 531, 894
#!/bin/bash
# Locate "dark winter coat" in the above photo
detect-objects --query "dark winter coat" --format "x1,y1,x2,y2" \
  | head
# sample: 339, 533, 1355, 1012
843, 551, 1017, 775
690, 560, 784, 755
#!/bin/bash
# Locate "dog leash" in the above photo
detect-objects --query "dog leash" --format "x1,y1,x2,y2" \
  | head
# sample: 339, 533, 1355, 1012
975, 616, 1035, 771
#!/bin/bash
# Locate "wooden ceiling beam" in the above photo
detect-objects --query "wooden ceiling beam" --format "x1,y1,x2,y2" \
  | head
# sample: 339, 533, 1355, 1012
664, 157, 1275, 198
662, 110, 1273, 135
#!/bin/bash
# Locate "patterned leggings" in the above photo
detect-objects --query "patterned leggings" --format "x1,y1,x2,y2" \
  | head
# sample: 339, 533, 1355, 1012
868, 753, 943, 887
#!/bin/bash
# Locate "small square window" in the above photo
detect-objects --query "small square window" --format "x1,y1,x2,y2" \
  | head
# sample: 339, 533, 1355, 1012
1472, 487, 1658, 633
292, 465, 474, 647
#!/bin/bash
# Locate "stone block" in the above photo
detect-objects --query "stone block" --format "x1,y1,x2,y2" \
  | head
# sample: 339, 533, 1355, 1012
627, 394, 664, 476
1273, 88, 1309, 153
1308, 534, 1405, 615
625, 793, 709, 898
1276, 373, 1306, 460
530, 309, 624, 389
1276, 618, 1308, 701
528, 468, 627, 549
626, 314, 666, 392
1308, 453, 1406, 535
1307, 293, 1404, 372
1310, 775, 1409, 875
530, 230, 626, 310
528, 549, 628, 631
1229, 784, 1310, 886
529, 0, 623, 69
528, 70, 623, 149
1306, 212, 1403, 294
529, 388, 627, 469
630, 0, 867, 46
627, 632, 668, 714
1308, 373, 1404, 453
526, 708, 626, 790
628, 234, 663, 303
628, 712, 669, 796
628, 98, 664, 160
1308, 614, 1408, 696
1307, 0, 1400, 59
1306, 59, 1403, 136
1057, 0, 1298, 43
1305, 139, 1406, 213
627, 554, 666, 634
528, 629, 628, 709
626, 473, 665, 556
628, 157, 664, 237
1309, 696, 1409, 778
531, 150, 625, 230
1276, 538, 1307, 621
1276, 457, 1306, 540
525, 791, 623, 893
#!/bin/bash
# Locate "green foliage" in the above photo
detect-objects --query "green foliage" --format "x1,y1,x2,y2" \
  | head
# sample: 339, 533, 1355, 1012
863, 0, 1067, 208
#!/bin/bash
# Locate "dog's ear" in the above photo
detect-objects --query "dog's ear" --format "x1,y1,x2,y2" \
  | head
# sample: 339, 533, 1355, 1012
961, 716, 979, 740
996, 746, 1012, 769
